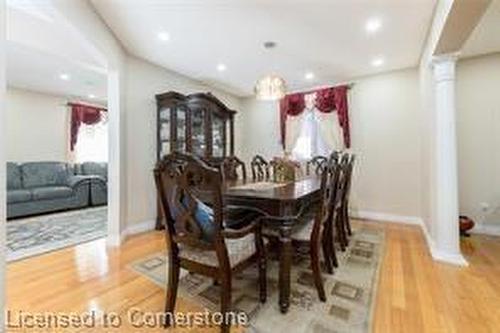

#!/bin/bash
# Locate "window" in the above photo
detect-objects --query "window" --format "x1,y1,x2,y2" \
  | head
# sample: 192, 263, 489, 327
291, 109, 330, 161
74, 112, 108, 163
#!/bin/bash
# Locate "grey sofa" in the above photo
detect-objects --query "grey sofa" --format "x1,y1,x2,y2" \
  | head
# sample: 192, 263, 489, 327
7, 162, 91, 219
76, 162, 108, 206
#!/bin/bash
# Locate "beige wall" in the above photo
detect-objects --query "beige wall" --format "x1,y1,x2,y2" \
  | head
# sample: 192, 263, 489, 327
349, 68, 422, 218
456, 53, 500, 227
6, 87, 69, 162
240, 68, 423, 219
124, 56, 243, 226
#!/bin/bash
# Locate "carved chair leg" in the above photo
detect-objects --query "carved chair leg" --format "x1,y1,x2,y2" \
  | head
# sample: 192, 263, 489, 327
220, 270, 232, 333
336, 213, 347, 252
164, 254, 180, 328
310, 241, 326, 302
330, 236, 339, 268
321, 228, 334, 275
344, 204, 352, 236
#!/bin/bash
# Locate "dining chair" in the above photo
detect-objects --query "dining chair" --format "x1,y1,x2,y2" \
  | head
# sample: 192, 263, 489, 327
306, 155, 328, 175
221, 155, 247, 181
154, 153, 267, 333
333, 153, 354, 251
251, 155, 270, 181
340, 153, 355, 237
263, 166, 340, 302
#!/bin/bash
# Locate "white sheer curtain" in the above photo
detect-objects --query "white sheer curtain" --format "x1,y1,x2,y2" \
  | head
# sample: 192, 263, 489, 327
74, 112, 108, 163
288, 93, 344, 161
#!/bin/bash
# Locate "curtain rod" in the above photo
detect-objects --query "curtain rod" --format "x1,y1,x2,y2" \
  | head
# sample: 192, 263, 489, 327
287, 82, 354, 96
66, 102, 108, 111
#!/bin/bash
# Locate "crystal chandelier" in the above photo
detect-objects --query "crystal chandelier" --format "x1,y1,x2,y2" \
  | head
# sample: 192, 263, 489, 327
254, 41, 287, 100
254, 74, 287, 100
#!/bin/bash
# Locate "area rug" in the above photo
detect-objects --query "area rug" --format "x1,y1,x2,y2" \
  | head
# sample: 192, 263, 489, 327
7, 207, 107, 262
130, 225, 384, 333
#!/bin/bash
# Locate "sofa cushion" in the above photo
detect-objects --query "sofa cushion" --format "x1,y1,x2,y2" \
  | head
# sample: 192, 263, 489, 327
21, 162, 71, 188
32, 186, 73, 201
7, 163, 22, 190
81, 162, 107, 181
7, 190, 32, 204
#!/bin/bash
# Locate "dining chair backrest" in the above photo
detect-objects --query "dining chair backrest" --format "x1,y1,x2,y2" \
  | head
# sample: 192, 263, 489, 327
251, 155, 270, 181
311, 161, 342, 242
337, 153, 355, 205
344, 154, 356, 201
307, 156, 328, 175
222, 155, 247, 181
154, 152, 224, 251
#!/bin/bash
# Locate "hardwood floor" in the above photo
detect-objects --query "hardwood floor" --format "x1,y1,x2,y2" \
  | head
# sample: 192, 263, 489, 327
6, 220, 500, 332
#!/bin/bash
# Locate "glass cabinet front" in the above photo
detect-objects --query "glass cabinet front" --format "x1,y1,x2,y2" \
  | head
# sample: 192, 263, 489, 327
159, 106, 171, 157
191, 107, 206, 157
175, 106, 187, 153
157, 92, 235, 162
212, 114, 226, 158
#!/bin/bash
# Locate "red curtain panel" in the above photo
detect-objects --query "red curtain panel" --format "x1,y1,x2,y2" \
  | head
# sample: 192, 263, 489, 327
69, 103, 107, 151
279, 85, 350, 149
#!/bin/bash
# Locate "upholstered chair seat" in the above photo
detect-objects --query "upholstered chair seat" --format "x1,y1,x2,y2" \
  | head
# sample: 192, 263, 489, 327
179, 233, 257, 267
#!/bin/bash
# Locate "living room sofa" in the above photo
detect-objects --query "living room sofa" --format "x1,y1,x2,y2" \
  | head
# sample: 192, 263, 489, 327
7, 162, 91, 219
75, 162, 108, 206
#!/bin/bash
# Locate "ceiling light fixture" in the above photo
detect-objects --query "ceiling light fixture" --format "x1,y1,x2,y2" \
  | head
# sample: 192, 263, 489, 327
59, 73, 70, 81
305, 72, 315, 80
88, 94, 96, 99
217, 63, 227, 72
371, 57, 385, 67
254, 41, 287, 100
365, 18, 382, 34
157, 31, 170, 42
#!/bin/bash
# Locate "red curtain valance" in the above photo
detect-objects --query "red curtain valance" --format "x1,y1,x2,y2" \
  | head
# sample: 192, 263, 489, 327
279, 85, 351, 149
70, 103, 107, 151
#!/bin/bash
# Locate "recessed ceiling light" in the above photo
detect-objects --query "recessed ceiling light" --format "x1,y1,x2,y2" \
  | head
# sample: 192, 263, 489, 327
365, 18, 382, 34
305, 72, 315, 80
59, 73, 70, 81
217, 63, 227, 72
88, 94, 96, 99
157, 31, 170, 42
371, 57, 385, 67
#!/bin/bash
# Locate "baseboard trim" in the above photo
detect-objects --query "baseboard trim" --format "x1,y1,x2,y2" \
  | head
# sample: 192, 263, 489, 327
351, 210, 423, 225
123, 220, 156, 238
471, 224, 500, 236
351, 210, 468, 266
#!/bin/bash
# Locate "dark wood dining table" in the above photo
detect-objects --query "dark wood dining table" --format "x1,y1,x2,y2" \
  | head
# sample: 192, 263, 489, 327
223, 176, 322, 313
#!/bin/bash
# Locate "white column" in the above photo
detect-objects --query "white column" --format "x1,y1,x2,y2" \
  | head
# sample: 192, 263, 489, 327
0, 0, 6, 328
432, 54, 467, 266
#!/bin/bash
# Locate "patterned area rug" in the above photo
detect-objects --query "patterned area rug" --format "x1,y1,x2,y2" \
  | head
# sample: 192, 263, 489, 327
130, 225, 384, 333
7, 207, 107, 262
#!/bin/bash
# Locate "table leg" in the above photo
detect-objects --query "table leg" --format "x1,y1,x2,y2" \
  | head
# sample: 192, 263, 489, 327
279, 225, 293, 314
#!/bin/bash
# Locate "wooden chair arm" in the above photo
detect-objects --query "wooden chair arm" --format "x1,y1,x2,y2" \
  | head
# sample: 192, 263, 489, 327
221, 219, 262, 239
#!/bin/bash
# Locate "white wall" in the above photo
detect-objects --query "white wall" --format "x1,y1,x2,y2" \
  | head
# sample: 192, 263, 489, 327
239, 68, 422, 219
456, 53, 500, 228
124, 56, 242, 227
349, 69, 421, 218
6, 88, 69, 162
0, 0, 6, 328
51, 0, 128, 245
418, 0, 454, 240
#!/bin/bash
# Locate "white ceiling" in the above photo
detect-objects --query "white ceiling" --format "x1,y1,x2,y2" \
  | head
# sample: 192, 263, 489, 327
462, 0, 500, 58
91, 0, 436, 96
7, 41, 107, 102
6, 0, 107, 102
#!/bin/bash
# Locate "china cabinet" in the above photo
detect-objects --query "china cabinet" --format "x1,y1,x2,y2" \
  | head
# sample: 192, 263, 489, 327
156, 91, 236, 164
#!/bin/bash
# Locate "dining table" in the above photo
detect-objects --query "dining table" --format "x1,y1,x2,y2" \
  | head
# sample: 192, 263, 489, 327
223, 176, 322, 314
